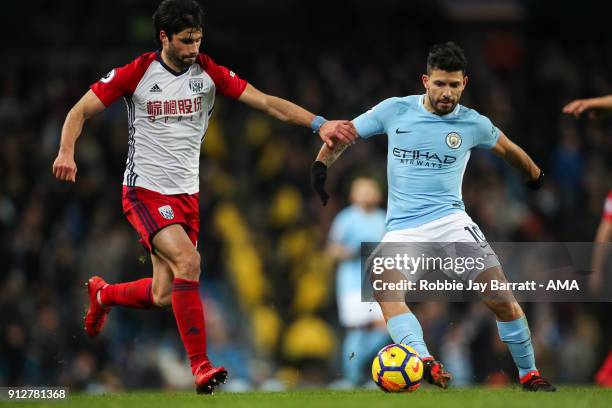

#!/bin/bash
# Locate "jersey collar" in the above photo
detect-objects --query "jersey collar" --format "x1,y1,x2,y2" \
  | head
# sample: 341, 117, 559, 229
156, 51, 191, 76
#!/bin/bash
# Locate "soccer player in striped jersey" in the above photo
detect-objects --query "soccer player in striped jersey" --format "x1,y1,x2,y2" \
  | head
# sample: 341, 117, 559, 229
563, 93, 612, 295
563, 93, 612, 386
52, 0, 356, 394
310, 42, 556, 391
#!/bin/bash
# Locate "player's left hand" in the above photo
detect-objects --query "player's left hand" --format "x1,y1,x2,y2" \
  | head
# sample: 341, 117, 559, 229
562, 98, 591, 118
525, 169, 544, 190
52, 151, 78, 183
319, 120, 357, 148
310, 161, 329, 205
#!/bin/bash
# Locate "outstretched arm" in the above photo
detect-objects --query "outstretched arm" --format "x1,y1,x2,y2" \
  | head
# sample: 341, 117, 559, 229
491, 132, 543, 189
52, 90, 106, 182
590, 217, 612, 294
562, 94, 612, 119
238, 83, 357, 147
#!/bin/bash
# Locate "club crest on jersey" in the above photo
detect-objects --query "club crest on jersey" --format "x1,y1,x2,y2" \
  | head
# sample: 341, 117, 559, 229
446, 132, 462, 149
158, 205, 175, 220
100, 69, 116, 84
189, 78, 204, 93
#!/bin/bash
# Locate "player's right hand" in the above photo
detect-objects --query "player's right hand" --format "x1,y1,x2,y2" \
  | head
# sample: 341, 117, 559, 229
52, 152, 77, 182
562, 98, 604, 119
310, 161, 329, 205
319, 120, 357, 148
525, 169, 544, 190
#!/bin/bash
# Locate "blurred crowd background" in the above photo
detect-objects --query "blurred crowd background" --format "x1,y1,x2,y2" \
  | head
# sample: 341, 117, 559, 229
1, 0, 611, 392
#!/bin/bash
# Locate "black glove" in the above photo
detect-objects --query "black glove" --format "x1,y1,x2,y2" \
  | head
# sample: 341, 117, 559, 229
310, 161, 329, 205
526, 169, 544, 190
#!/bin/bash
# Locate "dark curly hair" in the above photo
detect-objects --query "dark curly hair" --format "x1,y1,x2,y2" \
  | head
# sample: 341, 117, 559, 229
426, 41, 468, 75
152, 0, 204, 47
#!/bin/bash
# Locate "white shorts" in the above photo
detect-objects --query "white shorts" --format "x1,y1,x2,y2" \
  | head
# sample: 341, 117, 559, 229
383, 212, 485, 242
377, 211, 500, 282
338, 292, 384, 328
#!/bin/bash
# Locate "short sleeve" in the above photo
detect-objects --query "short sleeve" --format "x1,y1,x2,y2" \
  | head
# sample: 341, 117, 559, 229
473, 113, 501, 149
329, 211, 349, 244
198, 54, 247, 99
353, 98, 398, 139
603, 190, 612, 221
90, 52, 155, 106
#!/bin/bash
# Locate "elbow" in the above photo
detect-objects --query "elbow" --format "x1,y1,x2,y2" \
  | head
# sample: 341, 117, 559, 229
268, 105, 288, 121
497, 149, 509, 160
258, 101, 276, 118
500, 144, 519, 161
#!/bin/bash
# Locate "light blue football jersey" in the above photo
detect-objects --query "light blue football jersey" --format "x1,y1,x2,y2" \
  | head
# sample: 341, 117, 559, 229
329, 205, 386, 294
353, 94, 500, 231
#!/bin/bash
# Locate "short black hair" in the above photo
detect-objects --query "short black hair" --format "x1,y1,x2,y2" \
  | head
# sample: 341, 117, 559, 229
152, 0, 205, 47
426, 42, 468, 75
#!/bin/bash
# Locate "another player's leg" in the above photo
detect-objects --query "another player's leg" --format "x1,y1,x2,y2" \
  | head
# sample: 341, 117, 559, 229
342, 328, 367, 386
151, 224, 226, 394
341, 323, 388, 386
476, 266, 556, 392
83, 256, 172, 338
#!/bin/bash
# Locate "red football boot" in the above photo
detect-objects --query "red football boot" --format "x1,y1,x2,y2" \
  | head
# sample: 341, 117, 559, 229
521, 370, 556, 392
84, 276, 111, 338
194, 361, 228, 394
422, 357, 452, 389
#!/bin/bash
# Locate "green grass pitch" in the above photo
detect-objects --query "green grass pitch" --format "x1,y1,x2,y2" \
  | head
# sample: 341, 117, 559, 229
7, 387, 611, 408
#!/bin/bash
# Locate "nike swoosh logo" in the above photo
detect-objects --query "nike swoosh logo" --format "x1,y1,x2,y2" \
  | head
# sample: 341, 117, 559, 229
411, 362, 420, 373
395, 128, 412, 134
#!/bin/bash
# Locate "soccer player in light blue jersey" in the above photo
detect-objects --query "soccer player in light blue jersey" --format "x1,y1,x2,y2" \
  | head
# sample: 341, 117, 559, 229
327, 177, 389, 387
310, 42, 555, 391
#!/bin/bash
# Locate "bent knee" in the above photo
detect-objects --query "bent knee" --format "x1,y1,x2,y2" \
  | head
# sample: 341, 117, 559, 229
174, 250, 201, 281
152, 286, 172, 307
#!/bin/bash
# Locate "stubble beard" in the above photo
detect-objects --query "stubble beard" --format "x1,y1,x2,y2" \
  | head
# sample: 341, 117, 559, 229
167, 45, 194, 71
429, 94, 457, 115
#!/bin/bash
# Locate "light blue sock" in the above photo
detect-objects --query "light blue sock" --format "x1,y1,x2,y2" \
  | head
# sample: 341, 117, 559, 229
364, 329, 391, 359
496, 316, 537, 378
386, 313, 431, 358
342, 329, 366, 385
342, 328, 391, 385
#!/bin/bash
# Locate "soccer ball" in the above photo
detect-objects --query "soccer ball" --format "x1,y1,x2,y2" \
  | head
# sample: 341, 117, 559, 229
371, 344, 423, 392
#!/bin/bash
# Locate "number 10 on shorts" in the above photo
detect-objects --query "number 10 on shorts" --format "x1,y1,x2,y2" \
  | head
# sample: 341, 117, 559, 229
464, 225, 485, 242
